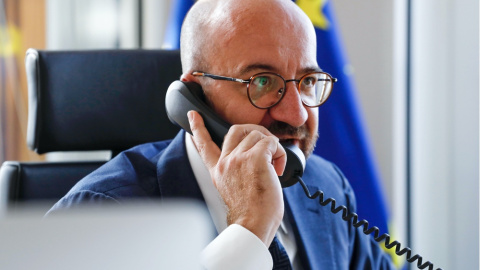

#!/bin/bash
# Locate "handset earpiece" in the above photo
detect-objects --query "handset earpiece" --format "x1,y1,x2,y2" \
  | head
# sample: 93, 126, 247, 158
165, 80, 305, 187
165, 80, 229, 147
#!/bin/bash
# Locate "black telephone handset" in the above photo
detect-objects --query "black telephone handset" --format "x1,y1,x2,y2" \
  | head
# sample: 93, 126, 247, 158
165, 80, 305, 188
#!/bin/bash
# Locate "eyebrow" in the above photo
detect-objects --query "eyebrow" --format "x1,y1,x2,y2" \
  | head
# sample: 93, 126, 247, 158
300, 66, 323, 74
238, 63, 278, 76
238, 63, 323, 78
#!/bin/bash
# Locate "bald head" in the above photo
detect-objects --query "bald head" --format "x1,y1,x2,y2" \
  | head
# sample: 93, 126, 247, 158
180, 0, 316, 74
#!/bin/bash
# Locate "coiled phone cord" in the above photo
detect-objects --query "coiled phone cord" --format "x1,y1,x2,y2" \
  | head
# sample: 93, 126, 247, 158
296, 177, 443, 270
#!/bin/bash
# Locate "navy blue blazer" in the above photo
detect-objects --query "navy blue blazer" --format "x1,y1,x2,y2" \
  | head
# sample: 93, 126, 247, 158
48, 131, 394, 270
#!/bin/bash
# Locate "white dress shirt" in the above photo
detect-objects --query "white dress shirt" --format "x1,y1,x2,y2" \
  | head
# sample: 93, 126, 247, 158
185, 134, 303, 270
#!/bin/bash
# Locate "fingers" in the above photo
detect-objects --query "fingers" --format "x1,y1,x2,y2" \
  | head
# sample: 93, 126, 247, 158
230, 130, 286, 177
221, 125, 273, 155
188, 111, 221, 171
188, 110, 286, 176
269, 139, 287, 177
249, 134, 286, 177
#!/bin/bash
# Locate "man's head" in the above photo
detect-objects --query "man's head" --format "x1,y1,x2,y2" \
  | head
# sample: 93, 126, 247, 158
180, 0, 320, 158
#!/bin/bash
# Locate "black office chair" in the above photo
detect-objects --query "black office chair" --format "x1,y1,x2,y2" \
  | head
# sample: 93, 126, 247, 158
0, 49, 182, 213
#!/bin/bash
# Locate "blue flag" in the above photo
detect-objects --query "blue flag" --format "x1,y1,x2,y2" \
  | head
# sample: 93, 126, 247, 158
164, 0, 391, 255
295, 0, 390, 235
162, 0, 195, 49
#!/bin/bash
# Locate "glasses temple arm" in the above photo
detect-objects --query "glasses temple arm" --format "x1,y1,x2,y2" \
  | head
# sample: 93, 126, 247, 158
193, 72, 249, 83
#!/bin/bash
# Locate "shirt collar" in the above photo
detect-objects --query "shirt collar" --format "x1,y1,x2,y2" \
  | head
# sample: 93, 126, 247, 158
185, 133, 228, 233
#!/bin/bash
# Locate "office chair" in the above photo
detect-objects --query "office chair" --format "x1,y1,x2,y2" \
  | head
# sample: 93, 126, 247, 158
0, 49, 182, 213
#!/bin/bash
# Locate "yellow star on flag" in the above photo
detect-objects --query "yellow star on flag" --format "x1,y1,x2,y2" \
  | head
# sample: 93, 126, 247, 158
296, 0, 330, 30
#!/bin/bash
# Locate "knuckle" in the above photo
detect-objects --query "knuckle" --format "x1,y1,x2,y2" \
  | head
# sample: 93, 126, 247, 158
195, 141, 208, 156
249, 130, 265, 139
228, 125, 243, 134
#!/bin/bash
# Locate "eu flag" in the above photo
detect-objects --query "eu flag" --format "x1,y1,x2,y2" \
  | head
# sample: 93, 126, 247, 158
162, 0, 195, 49
164, 0, 391, 254
295, 0, 390, 236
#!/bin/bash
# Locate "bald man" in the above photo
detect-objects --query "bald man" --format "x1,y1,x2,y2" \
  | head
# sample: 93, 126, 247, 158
48, 0, 395, 269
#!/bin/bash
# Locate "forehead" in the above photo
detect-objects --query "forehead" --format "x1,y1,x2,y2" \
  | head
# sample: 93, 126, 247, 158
206, 2, 318, 76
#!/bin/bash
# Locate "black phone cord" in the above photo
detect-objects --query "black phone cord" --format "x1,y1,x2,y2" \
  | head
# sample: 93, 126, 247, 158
296, 177, 442, 270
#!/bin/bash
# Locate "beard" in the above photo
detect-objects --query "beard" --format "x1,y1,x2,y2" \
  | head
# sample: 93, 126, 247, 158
266, 121, 318, 159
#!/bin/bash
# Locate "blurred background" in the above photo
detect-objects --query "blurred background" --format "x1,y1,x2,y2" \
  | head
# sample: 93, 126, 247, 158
0, 0, 478, 269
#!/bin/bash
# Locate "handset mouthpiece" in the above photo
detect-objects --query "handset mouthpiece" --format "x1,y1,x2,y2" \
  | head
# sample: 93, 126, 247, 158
279, 143, 305, 188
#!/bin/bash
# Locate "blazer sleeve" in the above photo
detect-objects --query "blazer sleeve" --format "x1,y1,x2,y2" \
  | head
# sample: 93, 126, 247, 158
45, 190, 120, 216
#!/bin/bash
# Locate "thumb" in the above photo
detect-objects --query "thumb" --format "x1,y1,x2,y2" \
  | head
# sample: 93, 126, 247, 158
188, 111, 221, 172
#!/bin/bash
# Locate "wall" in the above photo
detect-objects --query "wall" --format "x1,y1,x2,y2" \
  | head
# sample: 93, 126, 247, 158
333, 0, 479, 269
0, 0, 46, 162
410, 0, 479, 269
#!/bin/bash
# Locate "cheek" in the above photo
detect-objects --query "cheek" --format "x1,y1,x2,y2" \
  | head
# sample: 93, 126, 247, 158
204, 86, 267, 125
307, 107, 318, 133
224, 102, 268, 125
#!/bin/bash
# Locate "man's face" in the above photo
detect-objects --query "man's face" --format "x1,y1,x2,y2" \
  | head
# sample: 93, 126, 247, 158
194, 6, 319, 157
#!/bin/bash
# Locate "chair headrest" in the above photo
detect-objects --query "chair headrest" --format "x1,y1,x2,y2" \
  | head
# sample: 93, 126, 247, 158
25, 49, 181, 154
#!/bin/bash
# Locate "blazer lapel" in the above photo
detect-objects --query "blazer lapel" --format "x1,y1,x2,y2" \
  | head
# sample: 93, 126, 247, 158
156, 131, 205, 202
284, 176, 337, 270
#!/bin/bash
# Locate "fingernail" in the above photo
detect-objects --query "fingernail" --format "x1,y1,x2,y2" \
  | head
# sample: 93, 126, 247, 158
187, 111, 193, 123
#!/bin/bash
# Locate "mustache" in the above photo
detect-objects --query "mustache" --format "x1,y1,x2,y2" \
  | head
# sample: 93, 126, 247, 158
266, 121, 310, 139
267, 121, 318, 158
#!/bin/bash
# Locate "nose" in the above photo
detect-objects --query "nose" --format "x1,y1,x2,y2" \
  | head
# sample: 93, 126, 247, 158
268, 82, 308, 127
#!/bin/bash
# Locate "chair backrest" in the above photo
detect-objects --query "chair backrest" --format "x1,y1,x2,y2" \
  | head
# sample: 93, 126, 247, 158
0, 49, 182, 214
0, 161, 105, 211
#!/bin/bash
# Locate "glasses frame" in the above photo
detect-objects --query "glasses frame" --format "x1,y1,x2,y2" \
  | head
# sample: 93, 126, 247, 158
192, 71, 337, 109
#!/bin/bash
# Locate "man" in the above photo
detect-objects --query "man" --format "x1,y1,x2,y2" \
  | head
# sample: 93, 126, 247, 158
48, 0, 395, 269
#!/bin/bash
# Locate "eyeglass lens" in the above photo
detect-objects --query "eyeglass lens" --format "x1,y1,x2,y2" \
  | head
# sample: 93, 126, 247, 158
248, 74, 286, 108
247, 72, 333, 109
300, 73, 333, 107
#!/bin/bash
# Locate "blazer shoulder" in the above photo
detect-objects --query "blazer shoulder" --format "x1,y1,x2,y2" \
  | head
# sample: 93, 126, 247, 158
305, 155, 349, 186
303, 154, 356, 207
57, 138, 178, 206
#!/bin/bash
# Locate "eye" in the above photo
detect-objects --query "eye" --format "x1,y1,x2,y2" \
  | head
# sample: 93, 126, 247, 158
302, 75, 317, 87
252, 76, 272, 88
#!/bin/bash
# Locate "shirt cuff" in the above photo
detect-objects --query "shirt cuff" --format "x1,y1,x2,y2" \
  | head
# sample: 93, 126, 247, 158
200, 224, 273, 270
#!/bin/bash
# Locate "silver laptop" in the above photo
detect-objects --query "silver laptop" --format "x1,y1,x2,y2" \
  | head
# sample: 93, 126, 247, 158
0, 201, 213, 270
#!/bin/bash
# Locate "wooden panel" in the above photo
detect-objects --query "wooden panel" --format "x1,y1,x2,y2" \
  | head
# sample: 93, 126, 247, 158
1, 0, 45, 162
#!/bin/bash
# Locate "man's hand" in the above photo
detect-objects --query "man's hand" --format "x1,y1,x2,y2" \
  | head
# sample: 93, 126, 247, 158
188, 110, 286, 246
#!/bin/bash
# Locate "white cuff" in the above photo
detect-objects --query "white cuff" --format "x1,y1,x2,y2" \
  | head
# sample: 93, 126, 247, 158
200, 224, 272, 270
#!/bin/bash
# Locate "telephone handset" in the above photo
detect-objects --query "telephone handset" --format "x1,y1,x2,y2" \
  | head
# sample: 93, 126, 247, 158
165, 80, 441, 270
165, 80, 305, 188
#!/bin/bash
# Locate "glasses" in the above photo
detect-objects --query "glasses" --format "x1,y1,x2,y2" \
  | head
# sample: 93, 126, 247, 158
192, 71, 337, 109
